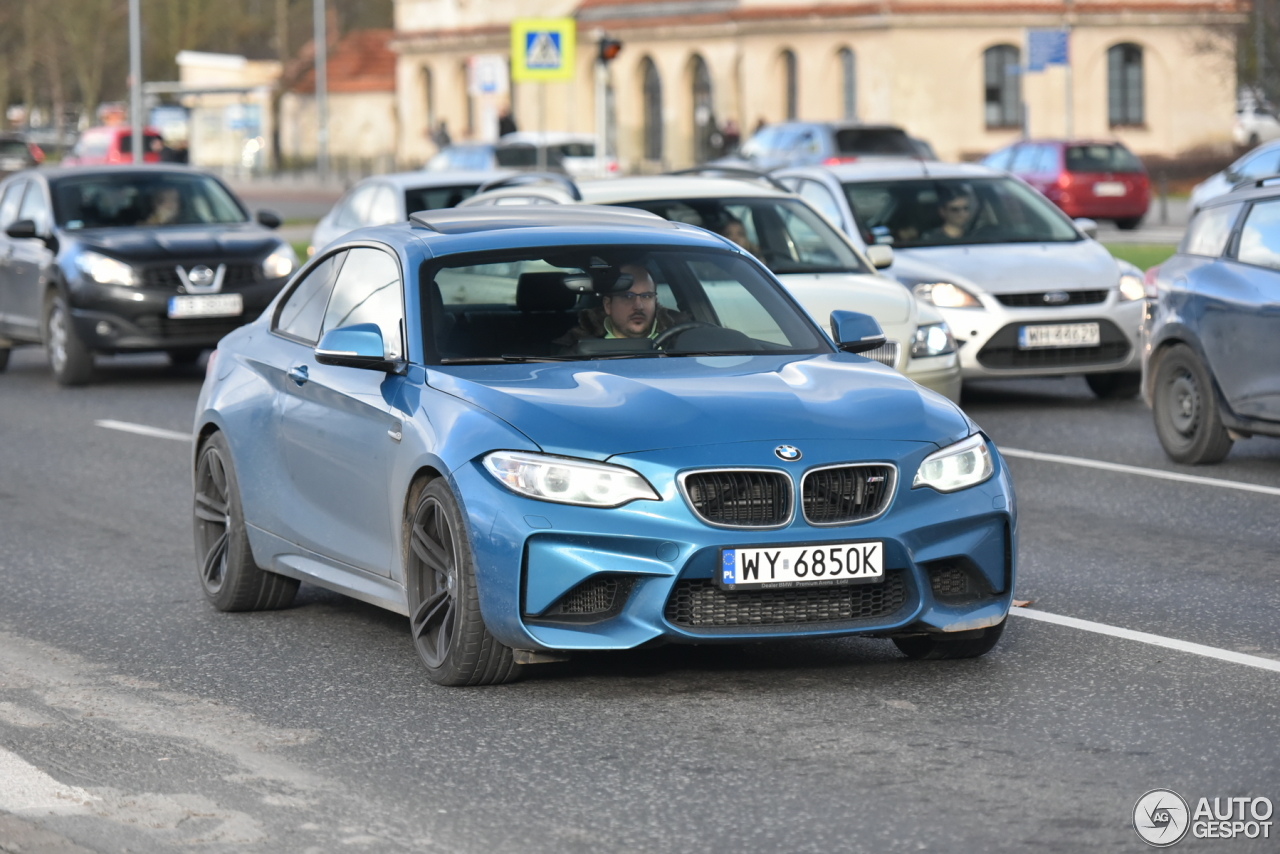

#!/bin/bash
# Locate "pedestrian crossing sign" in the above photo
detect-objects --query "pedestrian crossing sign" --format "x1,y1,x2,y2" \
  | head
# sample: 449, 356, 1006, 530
511, 18, 576, 82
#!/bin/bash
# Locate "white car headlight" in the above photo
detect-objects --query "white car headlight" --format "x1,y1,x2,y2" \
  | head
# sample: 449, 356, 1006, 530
76, 250, 137, 286
483, 451, 660, 508
913, 434, 993, 493
1118, 273, 1145, 301
263, 243, 298, 279
912, 282, 982, 309
910, 322, 956, 358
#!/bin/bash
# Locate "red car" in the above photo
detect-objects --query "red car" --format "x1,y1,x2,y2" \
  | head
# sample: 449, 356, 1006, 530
63, 126, 165, 166
983, 140, 1149, 230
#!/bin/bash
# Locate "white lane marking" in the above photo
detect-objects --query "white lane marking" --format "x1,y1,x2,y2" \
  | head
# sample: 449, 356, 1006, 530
95, 419, 192, 443
1000, 447, 1280, 498
1010, 606, 1280, 673
0, 745, 98, 813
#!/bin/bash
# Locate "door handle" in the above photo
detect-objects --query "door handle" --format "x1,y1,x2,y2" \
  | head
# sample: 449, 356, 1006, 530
287, 364, 309, 386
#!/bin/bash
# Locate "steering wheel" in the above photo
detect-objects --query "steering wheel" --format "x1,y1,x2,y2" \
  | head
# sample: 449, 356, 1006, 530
652, 321, 717, 349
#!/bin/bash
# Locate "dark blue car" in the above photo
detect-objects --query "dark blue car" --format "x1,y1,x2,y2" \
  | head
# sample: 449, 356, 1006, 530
194, 206, 1016, 686
1145, 181, 1280, 463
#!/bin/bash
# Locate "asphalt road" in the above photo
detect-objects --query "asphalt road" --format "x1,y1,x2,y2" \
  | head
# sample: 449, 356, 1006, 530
0, 348, 1277, 854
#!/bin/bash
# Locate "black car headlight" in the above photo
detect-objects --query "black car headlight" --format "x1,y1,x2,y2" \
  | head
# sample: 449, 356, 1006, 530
483, 451, 660, 507
76, 250, 137, 286
913, 434, 993, 493
910, 322, 956, 357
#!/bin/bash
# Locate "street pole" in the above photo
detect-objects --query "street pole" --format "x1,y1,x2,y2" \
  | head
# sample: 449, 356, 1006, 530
313, 0, 328, 180
129, 0, 142, 164
1064, 25, 1073, 139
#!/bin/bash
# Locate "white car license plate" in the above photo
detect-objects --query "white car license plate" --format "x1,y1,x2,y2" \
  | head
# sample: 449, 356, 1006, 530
1093, 181, 1126, 197
720, 541, 883, 589
168, 294, 243, 319
1018, 322, 1100, 349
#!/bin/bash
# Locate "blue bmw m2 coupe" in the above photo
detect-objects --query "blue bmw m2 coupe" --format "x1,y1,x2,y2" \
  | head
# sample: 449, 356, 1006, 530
193, 206, 1016, 686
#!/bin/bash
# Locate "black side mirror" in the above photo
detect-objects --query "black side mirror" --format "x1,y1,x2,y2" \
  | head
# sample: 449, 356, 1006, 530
256, 210, 282, 229
5, 219, 38, 240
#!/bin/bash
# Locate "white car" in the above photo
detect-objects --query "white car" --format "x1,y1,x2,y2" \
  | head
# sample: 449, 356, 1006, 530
459, 173, 962, 401
1189, 140, 1280, 213
776, 161, 1147, 398
1234, 103, 1280, 148
308, 170, 499, 256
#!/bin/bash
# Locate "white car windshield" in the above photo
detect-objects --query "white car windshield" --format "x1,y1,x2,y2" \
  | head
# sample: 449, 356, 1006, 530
842, 177, 1081, 248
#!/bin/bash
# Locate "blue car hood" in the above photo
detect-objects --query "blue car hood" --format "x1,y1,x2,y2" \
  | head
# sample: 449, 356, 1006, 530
426, 354, 969, 459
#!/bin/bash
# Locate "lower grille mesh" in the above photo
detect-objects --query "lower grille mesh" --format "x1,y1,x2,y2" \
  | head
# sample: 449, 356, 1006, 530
665, 571, 907, 628
557, 576, 626, 614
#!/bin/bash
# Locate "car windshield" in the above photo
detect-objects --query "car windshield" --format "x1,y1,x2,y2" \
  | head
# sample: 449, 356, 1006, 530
841, 177, 1080, 248
615, 197, 871, 275
428, 246, 829, 363
1065, 144, 1143, 173
0, 140, 28, 158
405, 184, 479, 213
50, 172, 247, 229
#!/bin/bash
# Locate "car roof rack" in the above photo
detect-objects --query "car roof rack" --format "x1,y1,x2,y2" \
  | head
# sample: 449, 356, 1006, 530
409, 204, 669, 234
475, 172, 582, 201
665, 166, 791, 193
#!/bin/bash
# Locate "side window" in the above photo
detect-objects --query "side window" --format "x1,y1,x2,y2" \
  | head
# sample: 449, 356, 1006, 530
335, 185, 377, 228
1235, 199, 1280, 271
799, 180, 844, 227
367, 185, 399, 226
983, 146, 1014, 170
321, 247, 404, 359
1033, 145, 1058, 173
1009, 145, 1039, 173
1181, 203, 1241, 257
17, 183, 50, 232
275, 250, 347, 343
0, 181, 26, 228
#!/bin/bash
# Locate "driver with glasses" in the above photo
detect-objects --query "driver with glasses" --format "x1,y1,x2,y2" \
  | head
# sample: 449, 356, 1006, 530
555, 263, 690, 347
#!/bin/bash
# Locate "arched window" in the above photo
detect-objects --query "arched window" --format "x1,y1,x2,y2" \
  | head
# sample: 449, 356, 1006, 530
1108, 44, 1144, 126
642, 58, 663, 161
691, 55, 714, 163
782, 50, 798, 120
838, 48, 856, 121
983, 45, 1021, 129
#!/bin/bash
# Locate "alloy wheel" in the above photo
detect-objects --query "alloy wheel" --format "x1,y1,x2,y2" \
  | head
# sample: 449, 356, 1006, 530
47, 302, 68, 376
194, 447, 232, 593
409, 496, 458, 669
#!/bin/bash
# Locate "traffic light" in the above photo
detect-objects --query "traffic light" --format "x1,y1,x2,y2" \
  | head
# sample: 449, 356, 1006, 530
598, 37, 622, 64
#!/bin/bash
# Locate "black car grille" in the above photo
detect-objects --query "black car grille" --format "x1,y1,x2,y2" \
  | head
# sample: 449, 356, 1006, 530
994, 290, 1108, 308
528, 576, 633, 624
664, 571, 908, 628
925, 558, 994, 604
682, 470, 791, 528
801, 465, 894, 525
134, 311, 261, 340
142, 263, 260, 291
976, 319, 1130, 369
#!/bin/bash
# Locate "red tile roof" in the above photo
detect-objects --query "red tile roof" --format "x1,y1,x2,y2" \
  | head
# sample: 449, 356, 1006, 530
293, 29, 396, 94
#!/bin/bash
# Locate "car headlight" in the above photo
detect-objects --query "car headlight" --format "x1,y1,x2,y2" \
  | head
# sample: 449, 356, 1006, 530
912, 282, 982, 309
913, 434, 993, 493
910, 322, 956, 357
1118, 273, 1145, 301
483, 451, 660, 508
262, 243, 298, 279
76, 250, 137, 286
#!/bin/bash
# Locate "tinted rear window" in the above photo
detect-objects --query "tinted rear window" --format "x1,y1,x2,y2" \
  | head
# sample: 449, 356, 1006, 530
404, 184, 478, 214
0, 141, 29, 158
834, 128, 916, 156
1065, 145, 1143, 173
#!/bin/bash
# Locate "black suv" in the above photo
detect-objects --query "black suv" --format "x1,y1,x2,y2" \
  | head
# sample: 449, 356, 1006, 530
0, 166, 296, 384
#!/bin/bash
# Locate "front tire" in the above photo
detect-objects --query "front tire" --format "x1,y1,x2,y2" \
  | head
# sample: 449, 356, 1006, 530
893, 619, 1005, 660
45, 293, 94, 386
1152, 345, 1234, 464
0, 347, 9, 373
194, 432, 299, 611
1115, 216, 1143, 231
1086, 371, 1141, 399
407, 480, 521, 686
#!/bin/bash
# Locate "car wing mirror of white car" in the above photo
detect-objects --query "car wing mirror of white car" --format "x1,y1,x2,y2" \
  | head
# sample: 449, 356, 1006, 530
1073, 217, 1099, 239
865, 244, 894, 269
315, 323, 401, 373
830, 310, 886, 354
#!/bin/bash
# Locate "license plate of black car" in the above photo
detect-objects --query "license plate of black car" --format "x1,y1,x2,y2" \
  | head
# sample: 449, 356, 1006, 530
168, 294, 243, 319
719, 541, 884, 589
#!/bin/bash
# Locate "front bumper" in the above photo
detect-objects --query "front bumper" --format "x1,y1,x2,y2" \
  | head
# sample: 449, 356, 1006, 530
937, 293, 1144, 380
903, 354, 962, 402
456, 438, 1016, 652
66, 276, 287, 352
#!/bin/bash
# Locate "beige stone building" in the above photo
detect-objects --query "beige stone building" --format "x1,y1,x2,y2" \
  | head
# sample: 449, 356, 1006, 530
391, 0, 1243, 170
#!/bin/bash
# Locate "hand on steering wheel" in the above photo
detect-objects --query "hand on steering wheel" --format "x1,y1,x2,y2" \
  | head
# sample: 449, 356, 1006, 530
651, 321, 717, 349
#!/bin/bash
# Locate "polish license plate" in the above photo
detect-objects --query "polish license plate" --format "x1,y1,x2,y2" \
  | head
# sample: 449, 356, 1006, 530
1018, 322, 1100, 349
1093, 181, 1126, 197
720, 541, 884, 589
168, 294, 243, 319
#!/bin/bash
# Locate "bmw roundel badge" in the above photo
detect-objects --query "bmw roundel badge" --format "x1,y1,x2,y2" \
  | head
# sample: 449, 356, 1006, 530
774, 445, 802, 462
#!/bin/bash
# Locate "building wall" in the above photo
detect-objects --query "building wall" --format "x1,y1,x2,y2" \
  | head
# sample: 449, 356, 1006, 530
280, 91, 399, 162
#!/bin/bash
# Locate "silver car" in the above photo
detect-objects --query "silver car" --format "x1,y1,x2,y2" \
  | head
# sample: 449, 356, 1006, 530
777, 161, 1148, 398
